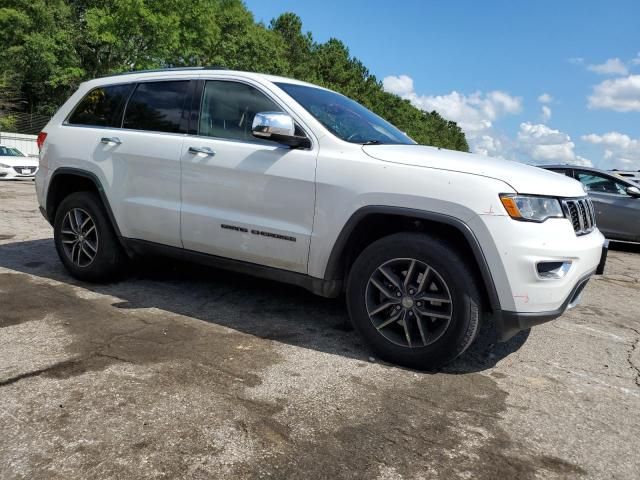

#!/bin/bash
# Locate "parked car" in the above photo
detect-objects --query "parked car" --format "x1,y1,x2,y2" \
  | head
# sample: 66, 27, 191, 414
542, 165, 640, 243
35, 68, 607, 368
0, 145, 39, 179
610, 169, 640, 184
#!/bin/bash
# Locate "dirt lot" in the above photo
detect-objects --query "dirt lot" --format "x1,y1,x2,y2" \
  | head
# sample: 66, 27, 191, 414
1, 180, 639, 479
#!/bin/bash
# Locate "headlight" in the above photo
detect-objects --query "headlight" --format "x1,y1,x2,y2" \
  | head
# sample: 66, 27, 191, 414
0, 163, 10, 168
499, 194, 564, 222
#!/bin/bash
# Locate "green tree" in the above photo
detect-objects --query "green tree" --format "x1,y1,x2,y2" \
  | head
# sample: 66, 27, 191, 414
0, 1, 468, 151
0, 0, 83, 114
200, 0, 288, 74
270, 12, 314, 79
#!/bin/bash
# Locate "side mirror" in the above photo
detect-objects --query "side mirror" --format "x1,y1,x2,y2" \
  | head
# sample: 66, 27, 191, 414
252, 112, 311, 149
626, 186, 640, 198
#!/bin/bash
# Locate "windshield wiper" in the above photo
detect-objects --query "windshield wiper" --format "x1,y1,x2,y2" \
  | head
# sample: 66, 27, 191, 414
362, 140, 384, 145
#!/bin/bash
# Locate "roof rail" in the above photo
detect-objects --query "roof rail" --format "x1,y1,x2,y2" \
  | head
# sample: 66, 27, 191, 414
103, 66, 229, 78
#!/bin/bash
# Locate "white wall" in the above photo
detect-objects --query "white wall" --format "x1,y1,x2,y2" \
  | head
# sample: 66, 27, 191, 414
0, 132, 38, 157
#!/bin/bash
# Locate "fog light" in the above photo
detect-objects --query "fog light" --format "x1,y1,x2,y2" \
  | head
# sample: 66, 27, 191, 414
536, 261, 572, 279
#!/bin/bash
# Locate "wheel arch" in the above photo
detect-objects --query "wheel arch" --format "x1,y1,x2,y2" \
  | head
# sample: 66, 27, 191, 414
46, 167, 122, 238
323, 206, 501, 313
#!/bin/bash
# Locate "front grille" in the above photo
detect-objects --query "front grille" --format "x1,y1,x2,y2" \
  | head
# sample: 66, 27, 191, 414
13, 166, 36, 174
561, 197, 596, 236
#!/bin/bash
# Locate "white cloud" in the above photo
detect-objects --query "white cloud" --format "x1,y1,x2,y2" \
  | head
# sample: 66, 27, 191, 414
517, 122, 592, 166
382, 74, 414, 97
381, 74, 594, 168
538, 95, 553, 120
588, 74, 640, 111
474, 134, 506, 158
587, 58, 629, 76
630, 52, 640, 66
582, 132, 640, 169
382, 75, 522, 135
538, 93, 553, 104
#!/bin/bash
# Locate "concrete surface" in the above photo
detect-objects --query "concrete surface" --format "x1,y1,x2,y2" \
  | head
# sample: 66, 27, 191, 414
1, 180, 639, 479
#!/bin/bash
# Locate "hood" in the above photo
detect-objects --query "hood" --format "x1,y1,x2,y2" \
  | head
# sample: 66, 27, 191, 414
0, 155, 39, 167
362, 144, 585, 197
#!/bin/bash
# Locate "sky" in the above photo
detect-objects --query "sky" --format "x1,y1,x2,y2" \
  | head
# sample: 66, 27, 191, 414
245, 0, 640, 170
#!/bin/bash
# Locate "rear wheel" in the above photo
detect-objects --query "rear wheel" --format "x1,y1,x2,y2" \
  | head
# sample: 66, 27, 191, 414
53, 191, 126, 282
346, 232, 482, 369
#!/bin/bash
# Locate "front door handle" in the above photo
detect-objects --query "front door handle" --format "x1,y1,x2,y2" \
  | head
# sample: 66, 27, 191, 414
188, 146, 216, 156
100, 137, 122, 145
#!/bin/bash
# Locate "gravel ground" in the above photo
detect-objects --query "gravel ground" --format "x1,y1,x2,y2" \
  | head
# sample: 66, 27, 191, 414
1, 180, 639, 479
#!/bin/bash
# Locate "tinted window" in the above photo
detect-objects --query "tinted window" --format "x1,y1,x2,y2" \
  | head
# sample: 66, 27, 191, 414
576, 171, 629, 195
276, 82, 415, 145
199, 81, 283, 142
68, 84, 133, 127
123, 81, 189, 133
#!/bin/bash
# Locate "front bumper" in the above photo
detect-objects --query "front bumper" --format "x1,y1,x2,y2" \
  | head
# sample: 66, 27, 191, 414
0, 166, 38, 179
496, 240, 608, 341
468, 214, 607, 341
496, 268, 594, 341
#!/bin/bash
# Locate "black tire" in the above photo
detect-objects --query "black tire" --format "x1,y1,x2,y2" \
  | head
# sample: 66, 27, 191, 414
346, 232, 482, 370
53, 191, 127, 282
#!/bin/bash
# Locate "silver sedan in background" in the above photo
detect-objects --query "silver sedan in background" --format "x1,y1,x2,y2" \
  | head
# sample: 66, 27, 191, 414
542, 165, 640, 243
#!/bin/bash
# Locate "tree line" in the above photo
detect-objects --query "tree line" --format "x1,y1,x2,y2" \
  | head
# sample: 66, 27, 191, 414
0, 0, 468, 150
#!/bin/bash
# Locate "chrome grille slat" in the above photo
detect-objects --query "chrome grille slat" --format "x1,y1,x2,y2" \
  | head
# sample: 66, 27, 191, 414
577, 201, 586, 231
561, 197, 596, 236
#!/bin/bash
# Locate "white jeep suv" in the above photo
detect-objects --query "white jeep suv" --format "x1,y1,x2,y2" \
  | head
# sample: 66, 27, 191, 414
35, 68, 607, 368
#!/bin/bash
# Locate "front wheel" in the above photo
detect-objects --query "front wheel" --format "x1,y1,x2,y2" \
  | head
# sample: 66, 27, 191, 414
346, 232, 482, 369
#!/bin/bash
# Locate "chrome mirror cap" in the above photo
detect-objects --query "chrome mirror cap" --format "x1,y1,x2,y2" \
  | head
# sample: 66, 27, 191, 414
252, 112, 295, 138
251, 111, 311, 148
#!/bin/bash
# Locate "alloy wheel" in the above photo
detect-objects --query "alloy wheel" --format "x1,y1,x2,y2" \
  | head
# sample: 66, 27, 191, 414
61, 208, 99, 267
365, 258, 453, 348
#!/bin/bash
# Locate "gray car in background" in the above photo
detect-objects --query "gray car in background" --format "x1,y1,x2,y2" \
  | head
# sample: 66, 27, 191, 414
542, 165, 640, 243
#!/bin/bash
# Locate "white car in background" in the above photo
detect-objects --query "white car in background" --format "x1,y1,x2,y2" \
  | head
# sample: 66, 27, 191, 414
0, 145, 39, 180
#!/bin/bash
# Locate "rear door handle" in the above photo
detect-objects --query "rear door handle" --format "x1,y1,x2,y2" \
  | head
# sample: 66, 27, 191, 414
100, 137, 122, 145
188, 146, 216, 156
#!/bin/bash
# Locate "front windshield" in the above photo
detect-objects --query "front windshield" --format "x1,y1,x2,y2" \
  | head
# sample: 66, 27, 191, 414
0, 146, 24, 156
276, 82, 415, 145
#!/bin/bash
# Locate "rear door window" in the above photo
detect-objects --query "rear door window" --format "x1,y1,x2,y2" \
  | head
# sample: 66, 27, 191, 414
123, 81, 190, 133
68, 84, 133, 127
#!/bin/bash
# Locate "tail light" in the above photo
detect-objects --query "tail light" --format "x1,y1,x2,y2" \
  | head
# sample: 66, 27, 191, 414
37, 131, 47, 151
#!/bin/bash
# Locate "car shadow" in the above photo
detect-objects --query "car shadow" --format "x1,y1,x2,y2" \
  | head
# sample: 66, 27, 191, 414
0, 238, 529, 373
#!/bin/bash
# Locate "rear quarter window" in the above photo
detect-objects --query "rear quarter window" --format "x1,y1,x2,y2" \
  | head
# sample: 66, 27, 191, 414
122, 81, 189, 133
67, 84, 134, 127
